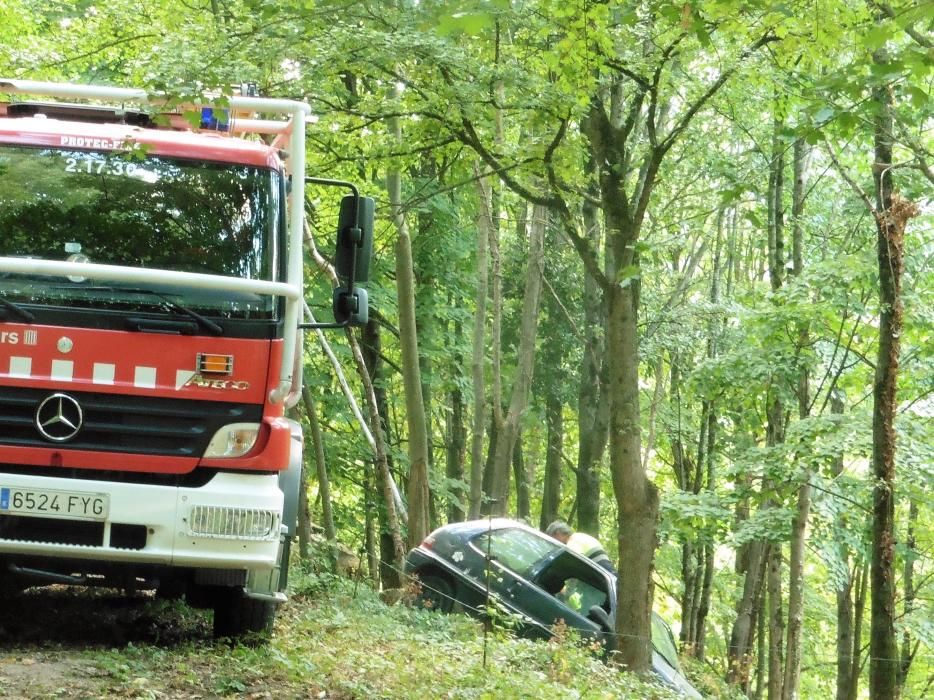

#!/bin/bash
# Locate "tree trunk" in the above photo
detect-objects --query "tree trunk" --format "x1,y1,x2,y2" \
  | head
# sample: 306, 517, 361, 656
446, 320, 467, 522
539, 393, 563, 530
821, 36, 919, 700
670, 355, 700, 652
576, 28, 767, 672
696, 543, 715, 660
851, 562, 868, 700
642, 357, 665, 473
512, 433, 530, 522
836, 570, 854, 700
576, 190, 608, 535
363, 469, 378, 583
297, 458, 312, 561
301, 387, 336, 543
361, 320, 403, 588
422, 366, 438, 531
468, 168, 491, 518
416, 162, 439, 530
607, 281, 659, 672
828, 391, 867, 700
487, 187, 504, 502
387, 162, 431, 549
782, 480, 810, 699
755, 595, 766, 700
691, 212, 723, 659
729, 540, 769, 687
782, 136, 812, 700
835, 560, 869, 700
767, 112, 785, 295
869, 41, 911, 700
899, 498, 918, 688
763, 114, 787, 699
489, 203, 546, 515
767, 545, 784, 700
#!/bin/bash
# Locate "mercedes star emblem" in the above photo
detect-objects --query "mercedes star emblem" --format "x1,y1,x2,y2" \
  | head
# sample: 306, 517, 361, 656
35, 393, 84, 442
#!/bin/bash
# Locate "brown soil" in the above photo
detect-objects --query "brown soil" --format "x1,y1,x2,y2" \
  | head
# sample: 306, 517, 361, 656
0, 585, 213, 699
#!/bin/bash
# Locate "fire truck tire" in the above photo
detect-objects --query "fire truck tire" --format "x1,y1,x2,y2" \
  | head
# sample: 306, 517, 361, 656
212, 588, 276, 642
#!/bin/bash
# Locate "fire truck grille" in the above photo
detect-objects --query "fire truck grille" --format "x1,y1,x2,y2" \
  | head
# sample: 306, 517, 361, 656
0, 388, 262, 457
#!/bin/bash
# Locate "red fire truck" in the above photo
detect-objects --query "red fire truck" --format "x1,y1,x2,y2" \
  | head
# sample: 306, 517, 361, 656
0, 80, 372, 639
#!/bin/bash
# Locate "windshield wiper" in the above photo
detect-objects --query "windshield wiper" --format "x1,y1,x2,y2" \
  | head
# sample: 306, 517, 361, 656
0, 296, 35, 323
52, 285, 224, 335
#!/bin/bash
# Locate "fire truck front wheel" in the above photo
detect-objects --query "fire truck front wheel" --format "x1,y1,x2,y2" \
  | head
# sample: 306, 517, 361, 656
212, 587, 276, 642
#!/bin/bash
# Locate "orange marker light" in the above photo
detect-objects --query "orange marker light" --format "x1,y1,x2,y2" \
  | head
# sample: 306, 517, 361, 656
197, 353, 234, 375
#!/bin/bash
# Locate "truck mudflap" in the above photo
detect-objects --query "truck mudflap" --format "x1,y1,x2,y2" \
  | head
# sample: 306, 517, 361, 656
244, 590, 288, 604
244, 529, 290, 604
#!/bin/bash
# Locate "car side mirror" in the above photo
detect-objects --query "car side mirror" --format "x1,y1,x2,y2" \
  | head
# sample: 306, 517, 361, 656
334, 194, 374, 284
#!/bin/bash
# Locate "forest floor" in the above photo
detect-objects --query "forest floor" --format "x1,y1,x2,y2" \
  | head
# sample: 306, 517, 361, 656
0, 577, 700, 700
0, 586, 219, 698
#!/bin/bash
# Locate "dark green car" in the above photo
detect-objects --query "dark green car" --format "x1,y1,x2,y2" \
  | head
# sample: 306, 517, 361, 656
405, 518, 702, 698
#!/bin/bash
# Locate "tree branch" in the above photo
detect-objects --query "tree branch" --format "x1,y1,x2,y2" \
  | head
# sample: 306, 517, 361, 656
870, 1, 933, 48
33, 34, 157, 71
822, 137, 876, 213
661, 31, 778, 154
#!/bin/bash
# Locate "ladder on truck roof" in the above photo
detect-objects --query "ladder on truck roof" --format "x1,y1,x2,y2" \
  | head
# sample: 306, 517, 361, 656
0, 78, 310, 406
0, 79, 307, 138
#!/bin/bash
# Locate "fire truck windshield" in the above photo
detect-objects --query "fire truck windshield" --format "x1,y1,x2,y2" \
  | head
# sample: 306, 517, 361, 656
0, 145, 280, 320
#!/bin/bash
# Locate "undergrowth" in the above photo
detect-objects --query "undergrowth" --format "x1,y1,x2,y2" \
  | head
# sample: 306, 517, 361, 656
75, 570, 690, 699
17, 564, 731, 699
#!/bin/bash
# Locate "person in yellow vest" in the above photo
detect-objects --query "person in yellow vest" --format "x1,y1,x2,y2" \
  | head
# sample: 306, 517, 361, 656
545, 520, 617, 575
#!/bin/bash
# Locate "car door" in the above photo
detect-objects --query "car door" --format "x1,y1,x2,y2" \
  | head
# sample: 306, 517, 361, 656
530, 549, 614, 637
471, 528, 605, 640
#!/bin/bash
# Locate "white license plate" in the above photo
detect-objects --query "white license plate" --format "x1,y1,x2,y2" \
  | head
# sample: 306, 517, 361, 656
0, 487, 109, 521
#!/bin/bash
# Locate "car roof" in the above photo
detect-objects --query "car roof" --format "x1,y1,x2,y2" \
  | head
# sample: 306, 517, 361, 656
426, 518, 598, 566
427, 518, 552, 540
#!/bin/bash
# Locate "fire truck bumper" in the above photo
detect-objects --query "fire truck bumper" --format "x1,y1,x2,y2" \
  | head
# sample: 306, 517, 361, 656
0, 471, 284, 570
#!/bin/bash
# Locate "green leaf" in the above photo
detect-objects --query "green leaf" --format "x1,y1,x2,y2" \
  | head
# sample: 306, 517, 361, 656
861, 24, 892, 50
437, 12, 493, 36
814, 106, 834, 125
907, 85, 930, 109
836, 111, 857, 136
618, 264, 641, 287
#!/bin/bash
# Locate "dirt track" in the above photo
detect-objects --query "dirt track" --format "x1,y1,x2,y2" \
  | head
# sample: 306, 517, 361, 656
0, 586, 214, 699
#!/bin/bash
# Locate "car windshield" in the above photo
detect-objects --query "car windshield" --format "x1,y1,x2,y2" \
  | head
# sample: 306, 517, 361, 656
472, 528, 560, 579
652, 613, 682, 671
0, 145, 280, 319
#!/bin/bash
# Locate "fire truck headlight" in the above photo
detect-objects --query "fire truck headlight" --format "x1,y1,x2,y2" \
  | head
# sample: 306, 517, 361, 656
204, 423, 260, 458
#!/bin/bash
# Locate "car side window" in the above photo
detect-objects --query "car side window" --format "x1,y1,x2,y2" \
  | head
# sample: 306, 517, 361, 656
536, 550, 612, 613
556, 577, 608, 614
472, 528, 559, 578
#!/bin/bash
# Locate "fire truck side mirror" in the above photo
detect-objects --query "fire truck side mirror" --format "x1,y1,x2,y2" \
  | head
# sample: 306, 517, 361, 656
332, 287, 369, 327
334, 195, 374, 284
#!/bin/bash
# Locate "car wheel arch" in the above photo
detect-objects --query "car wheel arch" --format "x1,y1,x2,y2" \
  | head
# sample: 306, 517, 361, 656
410, 567, 458, 613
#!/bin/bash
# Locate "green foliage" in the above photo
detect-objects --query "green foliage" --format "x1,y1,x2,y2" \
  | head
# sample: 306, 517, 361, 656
659, 491, 733, 545
1, 0, 931, 694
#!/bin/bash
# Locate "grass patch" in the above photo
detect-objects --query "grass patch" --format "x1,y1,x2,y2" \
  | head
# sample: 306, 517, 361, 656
86, 577, 686, 698
5, 576, 693, 699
